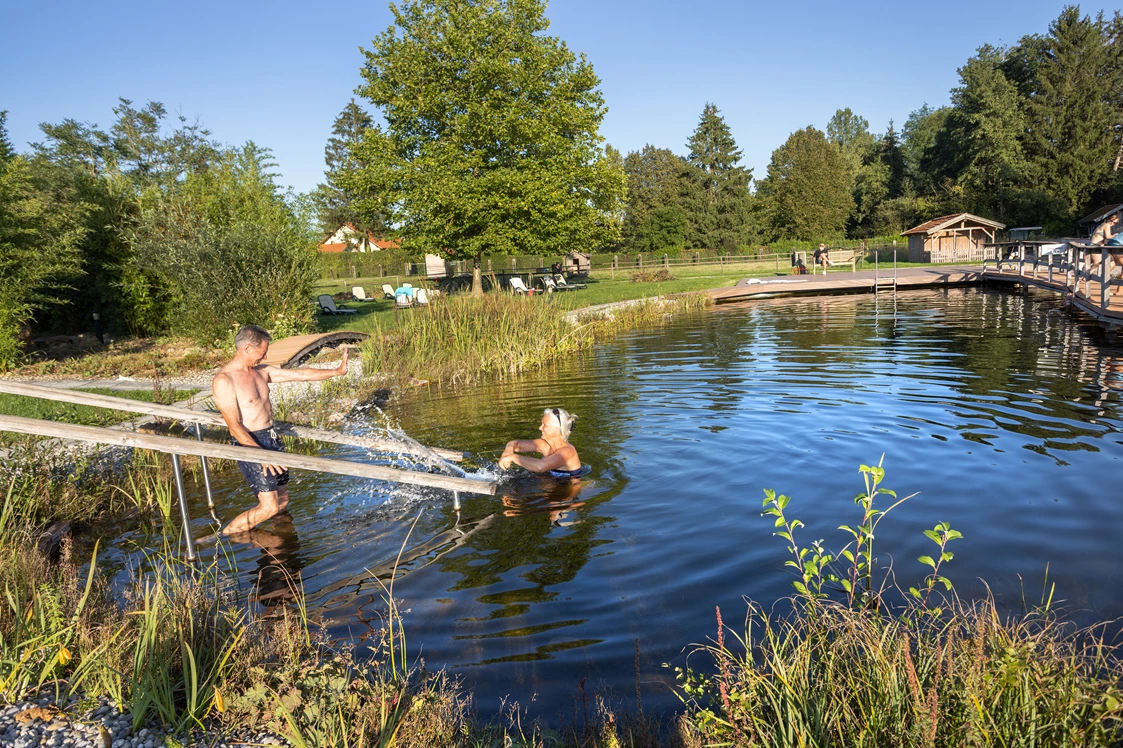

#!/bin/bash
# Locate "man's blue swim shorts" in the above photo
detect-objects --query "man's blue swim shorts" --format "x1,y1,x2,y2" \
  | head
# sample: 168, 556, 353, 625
232, 427, 290, 494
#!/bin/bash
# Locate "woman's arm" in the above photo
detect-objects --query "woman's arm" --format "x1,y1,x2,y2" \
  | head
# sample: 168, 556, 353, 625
499, 451, 570, 473
503, 438, 547, 455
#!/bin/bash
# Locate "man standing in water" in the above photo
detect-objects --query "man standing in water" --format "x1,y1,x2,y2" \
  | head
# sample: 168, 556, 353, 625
213, 325, 349, 535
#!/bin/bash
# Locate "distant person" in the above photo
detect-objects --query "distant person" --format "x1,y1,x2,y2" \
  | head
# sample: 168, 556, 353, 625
813, 243, 834, 272
1088, 212, 1123, 296
499, 407, 583, 477
213, 325, 350, 535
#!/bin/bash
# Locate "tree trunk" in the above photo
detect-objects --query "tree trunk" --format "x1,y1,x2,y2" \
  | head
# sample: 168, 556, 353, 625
471, 253, 483, 296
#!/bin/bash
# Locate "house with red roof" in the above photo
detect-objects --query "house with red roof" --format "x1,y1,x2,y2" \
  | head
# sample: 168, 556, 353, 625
319, 224, 400, 253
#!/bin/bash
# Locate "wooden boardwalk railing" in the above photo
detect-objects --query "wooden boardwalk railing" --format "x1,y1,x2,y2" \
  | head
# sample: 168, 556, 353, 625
982, 242, 1123, 324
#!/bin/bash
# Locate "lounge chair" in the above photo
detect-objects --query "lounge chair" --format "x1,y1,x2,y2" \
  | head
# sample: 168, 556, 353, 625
395, 291, 413, 308
415, 288, 430, 305
553, 274, 586, 290
382, 283, 396, 299
318, 294, 358, 315
352, 286, 377, 302
510, 277, 531, 295
540, 276, 575, 293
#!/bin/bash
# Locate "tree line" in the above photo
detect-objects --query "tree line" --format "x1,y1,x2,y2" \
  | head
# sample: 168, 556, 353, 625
0, 100, 318, 367
3, 1, 1121, 361
318, 2, 1122, 265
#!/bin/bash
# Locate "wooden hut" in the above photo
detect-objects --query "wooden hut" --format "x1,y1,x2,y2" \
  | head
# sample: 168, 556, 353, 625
903, 213, 1005, 263
563, 250, 591, 276
425, 253, 452, 278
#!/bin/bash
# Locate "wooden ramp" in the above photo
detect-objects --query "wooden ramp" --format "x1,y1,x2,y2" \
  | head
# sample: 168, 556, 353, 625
707, 266, 984, 304
263, 331, 369, 368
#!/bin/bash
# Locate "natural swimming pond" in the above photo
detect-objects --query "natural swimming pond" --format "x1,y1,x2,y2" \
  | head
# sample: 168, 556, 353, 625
99, 286, 1123, 719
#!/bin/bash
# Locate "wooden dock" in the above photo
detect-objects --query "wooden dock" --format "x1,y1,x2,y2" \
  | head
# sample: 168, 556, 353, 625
707, 266, 984, 304
263, 331, 370, 368
705, 245, 1123, 325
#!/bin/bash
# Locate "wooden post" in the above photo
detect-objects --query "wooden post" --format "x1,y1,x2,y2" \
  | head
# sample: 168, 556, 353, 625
663, 254, 668, 269
1018, 244, 1025, 276
1048, 254, 1053, 284
720, 255, 724, 270
0, 414, 497, 495
488, 259, 493, 273
379, 264, 383, 278
638, 254, 643, 268
511, 257, 517, 271
1102, 248, 1110, 309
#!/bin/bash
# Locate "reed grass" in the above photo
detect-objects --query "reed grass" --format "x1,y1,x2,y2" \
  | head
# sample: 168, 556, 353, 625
361, 290, 711, 386
672, 597, 1123, 747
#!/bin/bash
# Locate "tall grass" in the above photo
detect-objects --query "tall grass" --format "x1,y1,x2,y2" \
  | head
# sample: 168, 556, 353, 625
673, 598, 1123, 747
362, 290, 710, 386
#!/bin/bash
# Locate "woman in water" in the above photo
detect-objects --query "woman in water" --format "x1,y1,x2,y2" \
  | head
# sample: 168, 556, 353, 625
498, 407, 583, 476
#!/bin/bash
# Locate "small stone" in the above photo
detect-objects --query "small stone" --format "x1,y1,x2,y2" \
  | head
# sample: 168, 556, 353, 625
46, 721, 67, 732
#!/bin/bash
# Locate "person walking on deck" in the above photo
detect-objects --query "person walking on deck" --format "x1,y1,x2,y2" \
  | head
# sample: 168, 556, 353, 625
213, 325, 350, 535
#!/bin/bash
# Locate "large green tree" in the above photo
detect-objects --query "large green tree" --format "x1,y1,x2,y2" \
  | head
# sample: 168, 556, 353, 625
758, 127, 853, 241
951, 45, 1029, 219
346, 0, 626, 293
680, 104, 753, 249
314, 99, 381, 240
1015, 7, 1123, 216
622, 145, 686, 251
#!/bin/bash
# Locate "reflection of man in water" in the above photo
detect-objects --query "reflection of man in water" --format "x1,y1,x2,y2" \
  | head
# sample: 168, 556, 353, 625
213, 325, 350, 535
227, 512, 305, 612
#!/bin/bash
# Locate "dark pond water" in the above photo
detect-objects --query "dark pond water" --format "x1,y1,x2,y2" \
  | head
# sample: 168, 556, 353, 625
101, 286, 1123, 719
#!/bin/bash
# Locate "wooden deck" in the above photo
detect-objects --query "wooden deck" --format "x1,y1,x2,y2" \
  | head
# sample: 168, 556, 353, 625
707, 266, 985, 304
263, 331, 370, 368
705, 259, 1123, 325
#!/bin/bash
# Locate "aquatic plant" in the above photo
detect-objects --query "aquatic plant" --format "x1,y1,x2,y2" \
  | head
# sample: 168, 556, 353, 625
361, 290, 710, 386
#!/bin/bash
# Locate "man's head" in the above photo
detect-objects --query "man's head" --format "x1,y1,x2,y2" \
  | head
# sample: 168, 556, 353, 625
234, 325, 272, 365
819, 243, 826, 249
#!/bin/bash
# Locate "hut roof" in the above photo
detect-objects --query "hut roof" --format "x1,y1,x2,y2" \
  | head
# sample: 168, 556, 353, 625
902, 213, 1005, 235
565, 250, 591, 259
1077, 204, 1123, 226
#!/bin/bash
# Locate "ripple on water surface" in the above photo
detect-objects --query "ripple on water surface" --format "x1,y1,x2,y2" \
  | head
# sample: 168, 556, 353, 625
99, 286, 1123, 719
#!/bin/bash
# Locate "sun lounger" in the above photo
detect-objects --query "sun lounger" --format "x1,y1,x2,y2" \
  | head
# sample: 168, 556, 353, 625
554, 274, 586, 290
510, 277, 531, 295
540, 276, 576, 293
415, 288, 430, 305
352, 286, 377, 302
382, 284, 396, 299
318, 294, 358, 315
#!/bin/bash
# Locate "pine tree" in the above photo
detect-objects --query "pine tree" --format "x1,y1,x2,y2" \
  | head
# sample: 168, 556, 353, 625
315, 99, 377, 238
951, 45, 1028, 219
758, 127, 853, 241
1018, 7, 1120, 215
680, 103, 753, 249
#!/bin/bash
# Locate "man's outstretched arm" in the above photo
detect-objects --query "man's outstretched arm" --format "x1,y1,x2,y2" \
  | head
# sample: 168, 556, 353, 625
266, 347, 350, 383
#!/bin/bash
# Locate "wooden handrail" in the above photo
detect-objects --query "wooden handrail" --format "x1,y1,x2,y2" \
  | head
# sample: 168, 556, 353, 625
0, 414, 495, 496
0, 381, 464, 463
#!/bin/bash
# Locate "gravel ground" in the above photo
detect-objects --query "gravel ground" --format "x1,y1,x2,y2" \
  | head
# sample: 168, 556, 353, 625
1, 694, 288, 748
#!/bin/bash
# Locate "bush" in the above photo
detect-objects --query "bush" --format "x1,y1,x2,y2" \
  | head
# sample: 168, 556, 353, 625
631, 269, 675, 283
130, 145, 318, 345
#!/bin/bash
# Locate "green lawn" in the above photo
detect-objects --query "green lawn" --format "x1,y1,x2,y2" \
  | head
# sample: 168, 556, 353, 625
311, 257, 953, 334
0, 387, 200, 428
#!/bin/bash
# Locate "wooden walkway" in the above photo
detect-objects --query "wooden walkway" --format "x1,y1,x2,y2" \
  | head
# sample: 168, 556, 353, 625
263, 331, 370, 368
705, 250, 1123, 326
707, 266, 984, 304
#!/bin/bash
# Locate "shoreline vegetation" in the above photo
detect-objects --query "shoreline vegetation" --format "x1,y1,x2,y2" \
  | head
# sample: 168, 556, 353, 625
3, 455, 1122, 747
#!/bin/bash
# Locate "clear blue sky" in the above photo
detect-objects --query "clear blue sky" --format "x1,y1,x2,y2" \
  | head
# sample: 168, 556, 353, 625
1, 0, 1110, 194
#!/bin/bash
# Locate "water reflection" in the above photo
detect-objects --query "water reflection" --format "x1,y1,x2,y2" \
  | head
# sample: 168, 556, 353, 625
93, 286, 1123, 721
226, 512, 305, 613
